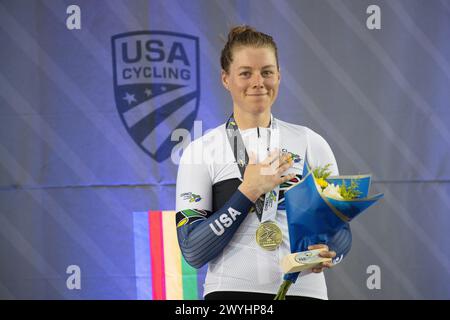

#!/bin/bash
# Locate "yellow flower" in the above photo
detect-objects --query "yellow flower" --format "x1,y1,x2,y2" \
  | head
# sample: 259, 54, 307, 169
315, 178, 328, 189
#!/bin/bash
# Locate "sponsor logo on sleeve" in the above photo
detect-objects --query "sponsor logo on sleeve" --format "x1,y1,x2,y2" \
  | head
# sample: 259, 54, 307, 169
180, 192, 202, 203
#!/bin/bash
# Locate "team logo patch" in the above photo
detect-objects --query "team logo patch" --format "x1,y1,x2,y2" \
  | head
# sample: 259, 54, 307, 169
176, 209, 209, 228
180, 192, 202, 203
112, 31, 200, 162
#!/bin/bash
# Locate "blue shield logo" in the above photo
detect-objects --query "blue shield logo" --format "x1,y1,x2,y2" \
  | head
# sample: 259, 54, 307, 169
112, 31, 200, 162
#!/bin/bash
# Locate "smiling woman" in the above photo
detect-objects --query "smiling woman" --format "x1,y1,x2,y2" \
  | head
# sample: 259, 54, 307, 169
220, 27, 281, 130
175, 25, 352, 300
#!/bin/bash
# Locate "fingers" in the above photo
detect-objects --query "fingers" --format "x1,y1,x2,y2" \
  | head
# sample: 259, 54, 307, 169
308, 245, 335, 273
260, 150, 285, 176
307, 245, 336, 258
251, 150, 296, 184
271, 153, 293, 178
274, 152, 292, 167
279, 173, 296, 184
319, 250, 336, 259
276, 160, 293, 175
261, 149, 280, 165
308, 244, 329, 251
311, 261, 334, 273
253, 150, 293, 171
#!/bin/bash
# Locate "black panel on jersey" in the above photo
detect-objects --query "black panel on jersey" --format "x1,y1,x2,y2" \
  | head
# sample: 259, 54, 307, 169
212, 178, 242, 212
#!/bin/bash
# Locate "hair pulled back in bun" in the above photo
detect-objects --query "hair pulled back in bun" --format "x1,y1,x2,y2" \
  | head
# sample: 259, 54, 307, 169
220, 25, 279, 73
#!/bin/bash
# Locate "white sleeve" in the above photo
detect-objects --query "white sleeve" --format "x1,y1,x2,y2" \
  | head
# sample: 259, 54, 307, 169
306, 129, 339, 176
175, 141, 213, 212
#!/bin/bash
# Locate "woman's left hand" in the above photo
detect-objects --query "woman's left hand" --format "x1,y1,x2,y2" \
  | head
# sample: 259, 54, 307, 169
308, 244, 336, 273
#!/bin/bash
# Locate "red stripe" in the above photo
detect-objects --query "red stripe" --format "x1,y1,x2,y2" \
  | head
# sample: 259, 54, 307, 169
148, 210, 166, 300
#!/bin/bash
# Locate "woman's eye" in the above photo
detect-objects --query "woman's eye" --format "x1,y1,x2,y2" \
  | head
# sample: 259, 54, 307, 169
262, 70, 274, 77
240, 72, 251, 77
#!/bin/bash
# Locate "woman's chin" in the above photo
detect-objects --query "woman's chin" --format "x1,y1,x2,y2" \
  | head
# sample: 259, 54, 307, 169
244, 103, 270, 114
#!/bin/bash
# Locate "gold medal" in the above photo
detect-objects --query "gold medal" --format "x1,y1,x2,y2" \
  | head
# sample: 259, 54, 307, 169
256, 221, 283, 251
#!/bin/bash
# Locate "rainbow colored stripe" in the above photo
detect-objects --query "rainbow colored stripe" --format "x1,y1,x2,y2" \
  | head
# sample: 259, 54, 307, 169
133, 211, 207, 300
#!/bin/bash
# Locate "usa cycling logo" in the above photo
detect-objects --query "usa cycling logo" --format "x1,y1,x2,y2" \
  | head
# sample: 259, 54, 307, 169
112, 31, 200, 162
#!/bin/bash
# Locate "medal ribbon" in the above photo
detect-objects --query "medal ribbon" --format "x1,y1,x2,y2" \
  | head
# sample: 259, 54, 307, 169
225, 114, 280, 223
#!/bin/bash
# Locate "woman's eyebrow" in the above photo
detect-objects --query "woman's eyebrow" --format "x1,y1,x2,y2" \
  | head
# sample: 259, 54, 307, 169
238, 65, 276, 70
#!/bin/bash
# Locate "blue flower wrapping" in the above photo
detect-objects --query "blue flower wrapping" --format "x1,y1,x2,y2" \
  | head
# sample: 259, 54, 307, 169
283, 160, 383, 283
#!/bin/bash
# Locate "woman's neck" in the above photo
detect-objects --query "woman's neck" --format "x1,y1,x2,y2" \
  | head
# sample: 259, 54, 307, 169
233, 108, 271, 130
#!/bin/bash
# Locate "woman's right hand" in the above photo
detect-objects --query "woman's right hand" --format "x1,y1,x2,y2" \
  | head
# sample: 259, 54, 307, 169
238, 150, 296, 203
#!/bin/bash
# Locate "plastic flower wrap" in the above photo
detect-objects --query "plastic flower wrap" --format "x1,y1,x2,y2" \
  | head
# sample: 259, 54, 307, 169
274, 158, 383, 299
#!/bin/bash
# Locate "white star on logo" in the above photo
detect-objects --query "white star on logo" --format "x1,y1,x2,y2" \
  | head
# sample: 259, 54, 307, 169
123, 92, 136, 105
144, 88, 152, 97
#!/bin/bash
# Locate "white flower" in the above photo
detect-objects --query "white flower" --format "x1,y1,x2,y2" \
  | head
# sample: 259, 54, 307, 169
322, 183, 343, 200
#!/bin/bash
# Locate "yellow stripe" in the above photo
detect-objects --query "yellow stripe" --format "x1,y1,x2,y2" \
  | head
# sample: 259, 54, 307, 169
162, 210, 183, 300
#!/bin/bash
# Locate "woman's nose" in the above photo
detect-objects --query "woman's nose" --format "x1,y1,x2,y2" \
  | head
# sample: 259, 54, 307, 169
251, 74, 264, 88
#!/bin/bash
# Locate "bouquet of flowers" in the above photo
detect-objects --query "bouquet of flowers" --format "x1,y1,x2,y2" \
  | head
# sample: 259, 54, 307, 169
274, 157, 383, 299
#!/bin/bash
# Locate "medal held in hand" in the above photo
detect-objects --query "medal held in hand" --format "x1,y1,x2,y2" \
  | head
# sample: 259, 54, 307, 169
255, 221, 283, 251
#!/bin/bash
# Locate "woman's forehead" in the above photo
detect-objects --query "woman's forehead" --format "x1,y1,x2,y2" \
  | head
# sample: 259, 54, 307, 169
231, 46, 277, 67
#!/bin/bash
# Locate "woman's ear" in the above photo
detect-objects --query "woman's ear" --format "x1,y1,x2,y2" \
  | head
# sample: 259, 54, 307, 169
221, 69, 229, 90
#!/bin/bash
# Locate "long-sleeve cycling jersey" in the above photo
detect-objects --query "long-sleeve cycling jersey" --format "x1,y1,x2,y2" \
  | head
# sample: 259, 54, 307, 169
175, 116, 352, 299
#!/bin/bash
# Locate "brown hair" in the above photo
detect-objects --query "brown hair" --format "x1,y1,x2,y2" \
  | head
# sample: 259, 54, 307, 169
220, 25, 279, 73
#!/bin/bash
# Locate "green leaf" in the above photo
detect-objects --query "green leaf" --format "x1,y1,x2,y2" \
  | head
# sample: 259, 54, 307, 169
339, 179, 362, 200
312, 163, 332, 179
